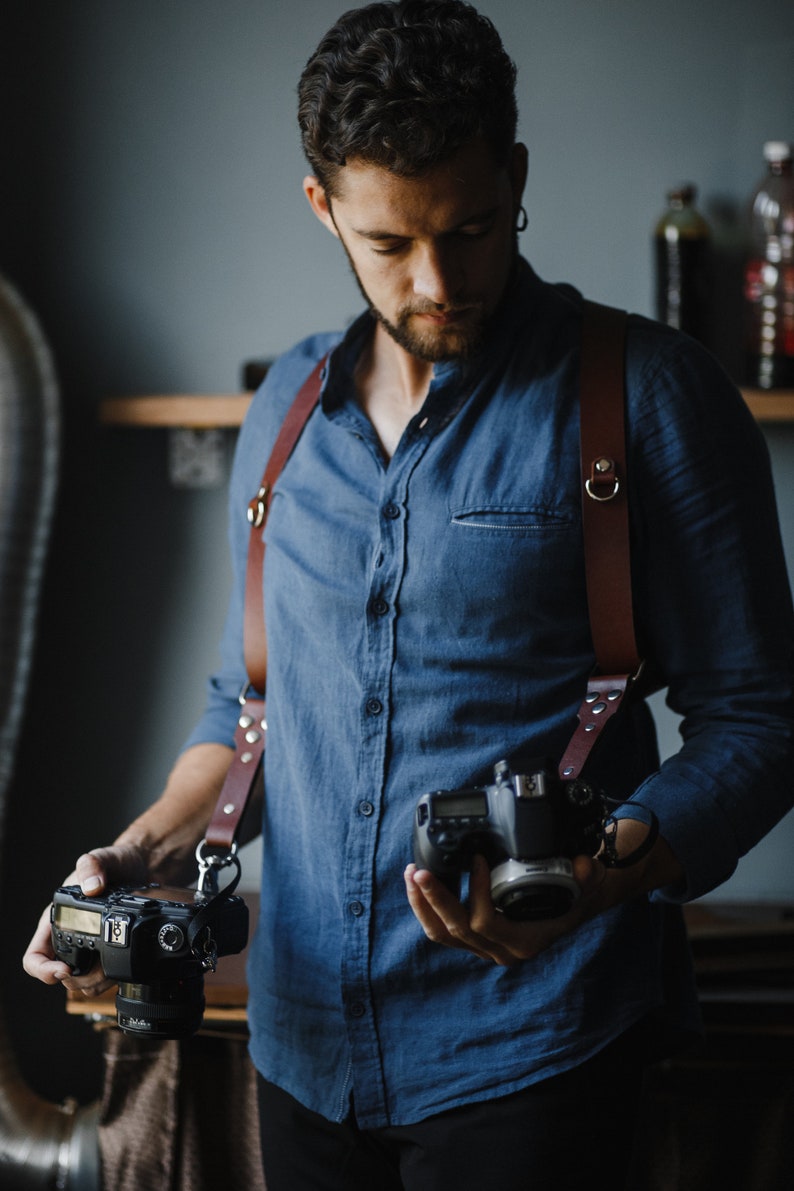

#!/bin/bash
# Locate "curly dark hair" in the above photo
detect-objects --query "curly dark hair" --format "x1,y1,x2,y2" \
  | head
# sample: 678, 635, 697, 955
298, 0, 518, 194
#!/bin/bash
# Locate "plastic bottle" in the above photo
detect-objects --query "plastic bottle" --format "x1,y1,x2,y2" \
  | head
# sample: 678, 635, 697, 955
743, 141, 794, 390
653, 184, 710, 342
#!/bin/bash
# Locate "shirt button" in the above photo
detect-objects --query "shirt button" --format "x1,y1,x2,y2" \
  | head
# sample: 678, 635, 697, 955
350, 1002, 366, 1018
366, 698, 383, 716
349, 901, 365, 917
358, 800, 374, 817
383, 502, 400, 520
371, 597, 389, 616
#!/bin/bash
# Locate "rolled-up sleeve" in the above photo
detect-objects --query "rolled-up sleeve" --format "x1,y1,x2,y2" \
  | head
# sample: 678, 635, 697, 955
623, 331, 794, 901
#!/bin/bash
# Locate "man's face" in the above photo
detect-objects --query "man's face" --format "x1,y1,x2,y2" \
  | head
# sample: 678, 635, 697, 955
305, 138, 527, 363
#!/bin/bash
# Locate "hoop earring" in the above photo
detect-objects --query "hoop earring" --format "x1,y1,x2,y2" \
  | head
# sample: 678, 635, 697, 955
516, 206, 528, 232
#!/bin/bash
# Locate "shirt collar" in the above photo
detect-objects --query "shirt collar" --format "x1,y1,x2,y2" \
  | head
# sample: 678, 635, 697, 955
320, 256, 544, 415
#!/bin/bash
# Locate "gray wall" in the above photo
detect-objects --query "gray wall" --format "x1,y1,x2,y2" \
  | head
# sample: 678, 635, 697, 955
1, 0, 793, 1101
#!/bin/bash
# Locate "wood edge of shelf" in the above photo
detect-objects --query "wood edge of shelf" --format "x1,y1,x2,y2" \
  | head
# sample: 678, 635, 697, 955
99, 394, 253, 429
741, 390, 794, 422
99, 389, 794, 428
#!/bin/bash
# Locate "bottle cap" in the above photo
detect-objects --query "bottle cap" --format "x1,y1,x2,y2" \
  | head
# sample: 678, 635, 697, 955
667, 184, 697, 207
763, 141, 792, 163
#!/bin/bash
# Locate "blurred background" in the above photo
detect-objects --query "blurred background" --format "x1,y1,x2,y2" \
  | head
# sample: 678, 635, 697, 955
1, 0, 792, 1105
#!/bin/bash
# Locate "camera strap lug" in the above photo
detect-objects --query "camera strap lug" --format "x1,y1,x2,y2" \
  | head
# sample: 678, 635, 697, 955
195, 838, 241, 896
557, 666, 644, 782
189, 846, 243, 971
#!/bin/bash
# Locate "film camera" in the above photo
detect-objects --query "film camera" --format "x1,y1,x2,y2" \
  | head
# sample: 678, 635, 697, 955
413, 760, 613, 921
51, 883, 248, 1039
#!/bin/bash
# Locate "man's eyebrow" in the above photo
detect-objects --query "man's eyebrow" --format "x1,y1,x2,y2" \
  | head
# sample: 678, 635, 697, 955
351, 207, 500, 241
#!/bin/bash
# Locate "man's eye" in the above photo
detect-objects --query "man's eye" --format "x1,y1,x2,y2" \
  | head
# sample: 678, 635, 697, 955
372, 242, 407, 255
457, 222, 493, 239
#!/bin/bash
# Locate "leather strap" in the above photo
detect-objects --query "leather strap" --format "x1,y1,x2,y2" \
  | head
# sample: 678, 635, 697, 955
204, 358, 325, 852
578, 301, 639, 675
204, 696, 267, 851
243, 358, 326, 695
558, 300, 642, 780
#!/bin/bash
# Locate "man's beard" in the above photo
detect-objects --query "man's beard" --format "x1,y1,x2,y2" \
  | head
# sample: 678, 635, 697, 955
372, 301, 487, 362
340, 241, 517, 364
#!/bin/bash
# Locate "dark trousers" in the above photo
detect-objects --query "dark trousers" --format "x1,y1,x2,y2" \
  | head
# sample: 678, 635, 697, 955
257, 1035, 646, 1191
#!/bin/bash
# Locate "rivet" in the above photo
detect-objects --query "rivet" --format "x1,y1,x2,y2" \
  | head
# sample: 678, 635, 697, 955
595, 457, 613, 473
585, 723, 597, 732
238, 715, 254, 729
591, 701, 607, 714
245, 729, 261, 744
223, 803, 236, 816
562, 766, 575, 776
585, 692, 599, 704
607, 690, 622, 701
241, 751, 254, 764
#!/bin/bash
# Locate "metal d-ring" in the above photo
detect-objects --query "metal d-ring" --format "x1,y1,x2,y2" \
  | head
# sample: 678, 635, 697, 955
585, 476, 620, 502
247, 484, 270, 528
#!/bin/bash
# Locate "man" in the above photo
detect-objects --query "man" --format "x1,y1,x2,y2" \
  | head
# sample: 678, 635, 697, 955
24, 2, 794, 1188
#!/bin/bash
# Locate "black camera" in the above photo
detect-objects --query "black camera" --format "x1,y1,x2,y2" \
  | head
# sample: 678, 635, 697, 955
51, 883, 248, 1039
413, 760, 610, 921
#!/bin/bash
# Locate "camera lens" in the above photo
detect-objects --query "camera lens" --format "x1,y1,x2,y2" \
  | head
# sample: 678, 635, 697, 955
490, 858, 581, 921
116, 974, 205, 1040
499, 885, 575, 921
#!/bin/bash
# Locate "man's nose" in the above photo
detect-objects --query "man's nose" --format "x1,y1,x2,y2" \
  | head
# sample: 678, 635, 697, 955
412, 243, 464, 306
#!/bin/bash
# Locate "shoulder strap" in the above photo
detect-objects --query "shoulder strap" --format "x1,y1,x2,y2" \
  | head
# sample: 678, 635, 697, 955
203, 357, 325, 853
243, 359, 326, 695
557, 300, 643, 780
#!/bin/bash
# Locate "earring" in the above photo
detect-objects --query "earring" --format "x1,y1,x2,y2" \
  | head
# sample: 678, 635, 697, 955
516, 206, 528, 232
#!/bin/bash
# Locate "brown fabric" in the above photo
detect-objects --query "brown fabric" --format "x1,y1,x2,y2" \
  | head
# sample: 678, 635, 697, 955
98, 1028, 265, 1191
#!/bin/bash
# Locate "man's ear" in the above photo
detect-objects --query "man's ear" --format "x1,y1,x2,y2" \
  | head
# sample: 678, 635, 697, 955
303, 176, 339, 238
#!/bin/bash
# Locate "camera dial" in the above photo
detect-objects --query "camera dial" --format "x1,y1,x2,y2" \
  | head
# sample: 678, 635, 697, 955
158, 923, 186, 952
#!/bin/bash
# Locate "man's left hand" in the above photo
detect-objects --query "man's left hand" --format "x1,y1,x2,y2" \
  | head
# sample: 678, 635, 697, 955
404, 818, 683, 965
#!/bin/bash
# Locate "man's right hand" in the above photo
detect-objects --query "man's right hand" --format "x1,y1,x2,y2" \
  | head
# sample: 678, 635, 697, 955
22, 841, 151, 995
22, 741, 238, 994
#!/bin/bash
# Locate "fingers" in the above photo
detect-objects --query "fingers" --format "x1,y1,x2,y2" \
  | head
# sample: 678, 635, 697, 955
405, 855, 606, 966
73, 843, 147, 894
24, 842, 150, 990
404, 861, 522, 966
22, 905, 71, 985
74, 848, 115, 895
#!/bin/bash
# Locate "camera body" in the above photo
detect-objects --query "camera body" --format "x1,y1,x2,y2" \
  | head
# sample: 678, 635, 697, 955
413, 761, 608, 920
51, 883, 248, 1038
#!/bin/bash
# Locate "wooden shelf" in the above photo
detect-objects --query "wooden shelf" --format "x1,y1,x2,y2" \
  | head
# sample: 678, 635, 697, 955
741, 390, 794, 422
99, 389, 794, 429
99, 393, 253, 429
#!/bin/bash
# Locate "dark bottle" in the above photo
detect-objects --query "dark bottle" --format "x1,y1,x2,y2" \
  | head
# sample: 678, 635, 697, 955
654, 184, 710, 342
743, 141, 794, 390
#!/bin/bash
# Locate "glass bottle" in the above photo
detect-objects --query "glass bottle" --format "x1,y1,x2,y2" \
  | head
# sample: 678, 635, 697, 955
653, 184, 710, 342
743, 141, 794, 390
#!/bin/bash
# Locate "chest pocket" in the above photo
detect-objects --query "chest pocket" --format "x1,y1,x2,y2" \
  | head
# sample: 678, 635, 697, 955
449, 505, 575, 536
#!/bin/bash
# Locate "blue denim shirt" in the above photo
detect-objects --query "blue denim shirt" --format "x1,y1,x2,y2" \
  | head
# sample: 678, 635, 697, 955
186, 261, 794, 1128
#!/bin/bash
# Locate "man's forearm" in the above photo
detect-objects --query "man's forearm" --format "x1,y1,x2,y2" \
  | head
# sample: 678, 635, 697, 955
113, 742, 235, 885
